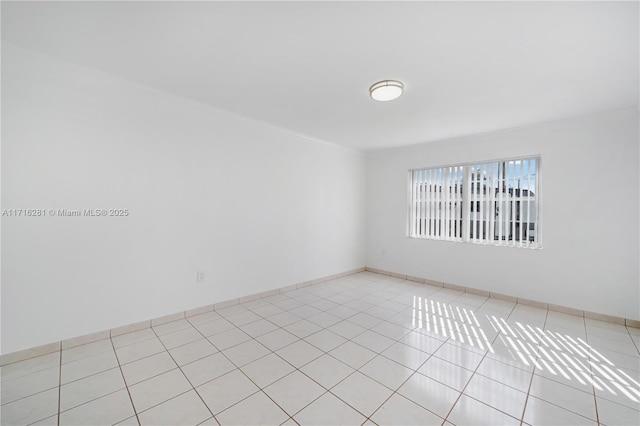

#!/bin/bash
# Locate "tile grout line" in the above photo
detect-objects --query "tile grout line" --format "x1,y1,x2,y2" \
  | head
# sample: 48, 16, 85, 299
212, 277, 492, 423
204, 315, 310, 426
518, 306, 550, 426
149, 325, 219, 425
441, 299, 521, 425
57, 342, 62, 426
195, 298, 369, 423
22, 277, 493, 423
144, 282, 464, 422
366, 297, 456, 421
524, 308, 606, 425
54, 388, 133, 424
625, 325, 640, 356
0, 381, 59, 408
184, 280, 443, 423
109, 334, 142, 426
584, 316, 602, 426
325, 283, 494, 423
532, 317, 604, 423
361, 336, 451, 425
287, 318, 434, 421
184, 313, 300, 425
38, 340, 138, 423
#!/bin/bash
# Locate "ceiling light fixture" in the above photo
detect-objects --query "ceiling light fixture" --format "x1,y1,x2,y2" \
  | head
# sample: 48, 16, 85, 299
369, 80, 404, 101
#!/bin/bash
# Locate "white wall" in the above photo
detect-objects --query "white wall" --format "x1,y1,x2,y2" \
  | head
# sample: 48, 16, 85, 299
367, 109, 639, 321
3, 42, 637, 355
1, 44, 367, 354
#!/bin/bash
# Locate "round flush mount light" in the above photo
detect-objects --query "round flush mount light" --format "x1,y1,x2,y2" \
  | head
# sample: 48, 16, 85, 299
369, 80, 404, 101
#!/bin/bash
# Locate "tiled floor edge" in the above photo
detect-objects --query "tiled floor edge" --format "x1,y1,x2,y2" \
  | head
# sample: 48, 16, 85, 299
364, 266, 640, 329
0, 266, 366, 366
0, 341, 61, 366
62, 329, 111, 350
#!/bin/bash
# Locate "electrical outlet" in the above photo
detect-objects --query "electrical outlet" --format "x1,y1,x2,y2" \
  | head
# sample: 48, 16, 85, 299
196, 270, 205, 282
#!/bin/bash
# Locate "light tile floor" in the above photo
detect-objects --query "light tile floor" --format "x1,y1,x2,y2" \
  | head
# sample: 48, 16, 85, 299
2, 272, 639, 425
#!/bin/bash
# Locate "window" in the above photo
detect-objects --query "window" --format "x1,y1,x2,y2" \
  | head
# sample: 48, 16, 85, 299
408, 156, 541, 248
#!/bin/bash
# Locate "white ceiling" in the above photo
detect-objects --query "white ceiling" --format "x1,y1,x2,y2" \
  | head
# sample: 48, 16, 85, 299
2, 1, 638, 151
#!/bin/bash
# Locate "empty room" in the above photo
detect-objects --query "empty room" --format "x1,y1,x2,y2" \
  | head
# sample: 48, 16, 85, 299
1, 1, 639, 425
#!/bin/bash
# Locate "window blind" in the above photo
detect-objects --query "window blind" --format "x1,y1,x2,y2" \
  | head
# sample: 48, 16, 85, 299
408, 157, 540, 248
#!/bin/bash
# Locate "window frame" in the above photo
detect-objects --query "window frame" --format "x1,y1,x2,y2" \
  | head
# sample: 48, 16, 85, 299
407, 155, 542, 249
